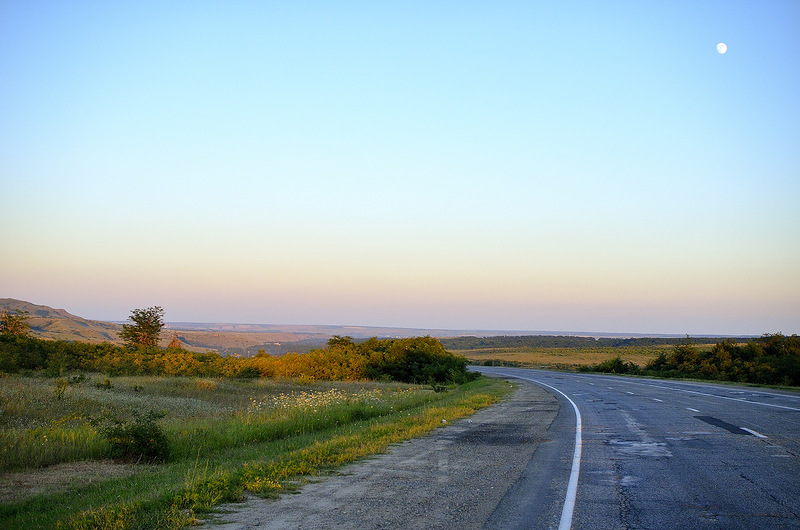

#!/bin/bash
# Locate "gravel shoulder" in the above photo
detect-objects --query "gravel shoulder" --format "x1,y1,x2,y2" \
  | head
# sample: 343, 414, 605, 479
205, 379, 558, 529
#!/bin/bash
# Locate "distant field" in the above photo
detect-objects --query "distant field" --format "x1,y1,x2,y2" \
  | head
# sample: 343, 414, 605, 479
455, 345, 675, 368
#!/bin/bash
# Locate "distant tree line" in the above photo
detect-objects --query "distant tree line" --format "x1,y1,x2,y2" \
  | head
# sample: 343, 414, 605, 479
441, 335, 750, 351
584, 334, 800, 386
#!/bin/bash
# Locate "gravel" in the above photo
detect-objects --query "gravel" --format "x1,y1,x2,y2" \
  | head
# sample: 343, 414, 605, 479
204, 380, 558, 529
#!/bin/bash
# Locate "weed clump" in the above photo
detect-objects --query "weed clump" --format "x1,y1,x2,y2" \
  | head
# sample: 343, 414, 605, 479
94, 410, 170, 463
95, 378, 113, 390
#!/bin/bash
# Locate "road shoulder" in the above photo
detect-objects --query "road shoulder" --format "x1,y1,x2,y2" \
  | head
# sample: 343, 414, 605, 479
206, 380, 558, 529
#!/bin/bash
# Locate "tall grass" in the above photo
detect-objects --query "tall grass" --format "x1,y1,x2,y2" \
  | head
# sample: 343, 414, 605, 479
0, 375, 434, 471
0, 375, 510, 530
165, 386, 439, 461
0, 425, 106, 470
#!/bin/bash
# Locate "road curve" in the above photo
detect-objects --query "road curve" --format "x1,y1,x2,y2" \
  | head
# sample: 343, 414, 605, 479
478, 367, 800, 529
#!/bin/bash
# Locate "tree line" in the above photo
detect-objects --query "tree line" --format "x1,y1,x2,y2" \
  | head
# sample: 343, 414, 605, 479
585, 334, 800, 386
441, 334, 753, 350
0, 307, 476, 385
0, 333, 477, 385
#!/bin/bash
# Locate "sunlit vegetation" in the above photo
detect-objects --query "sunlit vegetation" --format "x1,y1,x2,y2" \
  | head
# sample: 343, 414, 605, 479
442, 335, 703, 350
445, 335, 678, 369
442, 335, 744, 370
0, 334, 476, 385
0, 374, 509, 529
452, 334, 800, 387
0, 309, 31, 337
577, 334, 800, 386
458, 345, 667, 370
640, 334, 800, 386
0, 331, 494, 528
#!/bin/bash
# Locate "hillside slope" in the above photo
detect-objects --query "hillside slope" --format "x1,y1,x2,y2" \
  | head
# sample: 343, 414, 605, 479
0, 298, 122, 344
0, 299, 325, 354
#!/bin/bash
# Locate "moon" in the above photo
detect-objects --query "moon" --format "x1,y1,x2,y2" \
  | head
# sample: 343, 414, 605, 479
716, 42, 727, 54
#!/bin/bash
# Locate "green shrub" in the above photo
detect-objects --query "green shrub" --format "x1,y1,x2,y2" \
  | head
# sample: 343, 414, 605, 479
94, 410, 170, 463
593, 355, 640, 374
95, 378, 113, 390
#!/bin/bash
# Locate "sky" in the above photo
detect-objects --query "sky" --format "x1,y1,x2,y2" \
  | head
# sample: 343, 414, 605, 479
1, 1, 798, 335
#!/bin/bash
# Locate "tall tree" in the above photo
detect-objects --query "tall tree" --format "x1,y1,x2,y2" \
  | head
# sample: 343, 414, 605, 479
120, 306, 165, 348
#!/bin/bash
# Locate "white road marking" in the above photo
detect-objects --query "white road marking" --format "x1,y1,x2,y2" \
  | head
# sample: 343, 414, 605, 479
622, 381, 800, 411
493, 371, 582, 530
741, 427, 767, 439
534, 380, 582, 530
687, 408, 700, 413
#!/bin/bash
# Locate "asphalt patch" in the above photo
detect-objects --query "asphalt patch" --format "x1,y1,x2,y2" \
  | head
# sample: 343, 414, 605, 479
694, 416, 751, 436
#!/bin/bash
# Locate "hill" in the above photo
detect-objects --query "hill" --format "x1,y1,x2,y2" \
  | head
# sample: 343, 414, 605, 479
1, 298, 712, 357
0, 299, 122, 344
0, 299, 327, 355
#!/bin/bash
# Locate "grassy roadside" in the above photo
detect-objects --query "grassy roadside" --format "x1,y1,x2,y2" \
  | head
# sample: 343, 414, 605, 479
0, 376, 511, 529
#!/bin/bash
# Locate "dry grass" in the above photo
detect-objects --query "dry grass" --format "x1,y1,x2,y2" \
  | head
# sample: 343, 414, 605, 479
455, 345, 675, 367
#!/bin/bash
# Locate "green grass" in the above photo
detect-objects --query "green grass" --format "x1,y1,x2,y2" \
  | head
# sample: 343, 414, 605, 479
0, 374, 510, 529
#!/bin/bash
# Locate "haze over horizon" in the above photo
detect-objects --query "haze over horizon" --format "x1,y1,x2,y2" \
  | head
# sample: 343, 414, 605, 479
2, 2, 798, 336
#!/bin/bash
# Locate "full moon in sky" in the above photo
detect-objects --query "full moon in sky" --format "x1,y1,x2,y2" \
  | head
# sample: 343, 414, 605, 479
716, 42, 728, 54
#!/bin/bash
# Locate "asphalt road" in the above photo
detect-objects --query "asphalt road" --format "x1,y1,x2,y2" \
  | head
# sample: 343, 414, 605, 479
477, 367, 800, 529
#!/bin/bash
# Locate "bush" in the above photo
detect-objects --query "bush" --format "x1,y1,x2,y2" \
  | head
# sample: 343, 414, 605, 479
592, 355, 640, 375
642, 334, 800, 386
360, 336, 478, 385
94, 410, 170, 463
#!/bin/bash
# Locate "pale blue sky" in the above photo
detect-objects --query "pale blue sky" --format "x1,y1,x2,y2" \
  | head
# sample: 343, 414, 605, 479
2, 1, 798, 334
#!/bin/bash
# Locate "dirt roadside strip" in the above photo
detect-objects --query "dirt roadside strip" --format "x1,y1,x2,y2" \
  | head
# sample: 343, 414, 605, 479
205, 379, 559, 530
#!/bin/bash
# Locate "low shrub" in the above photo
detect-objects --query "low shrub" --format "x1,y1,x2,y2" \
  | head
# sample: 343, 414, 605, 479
592, 355, 640, 375
93, 410, 170, 463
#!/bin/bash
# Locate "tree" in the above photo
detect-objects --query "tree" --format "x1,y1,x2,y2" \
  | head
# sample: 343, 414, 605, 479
670, 335, 698, 368
327, 335, 354, 348
0, 309, 30, 336
120, 306, 165, 348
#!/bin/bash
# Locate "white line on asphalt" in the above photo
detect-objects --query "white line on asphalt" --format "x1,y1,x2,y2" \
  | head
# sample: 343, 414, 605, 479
623, 381, 800, 411
493, 371, 582, 530
687, 408, 700, 412
532, 379, 582, 530
741, 427, 767, 438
